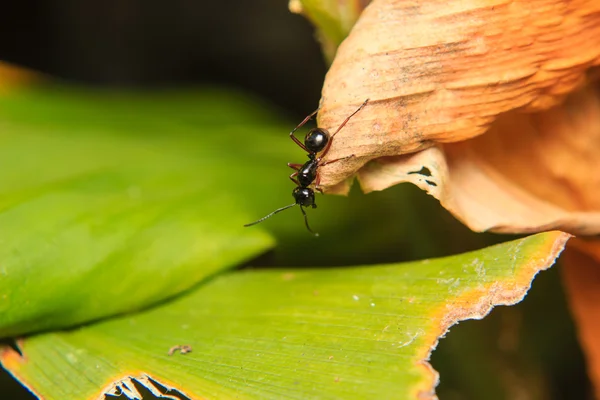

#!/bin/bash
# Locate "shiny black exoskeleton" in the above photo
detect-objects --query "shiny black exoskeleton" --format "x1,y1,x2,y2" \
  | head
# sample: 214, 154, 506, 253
305, 128, 329, 153
294, 128, 328, 188
297, 159, 318, 188
244, 99, 369, 236
293, 186, 316, 208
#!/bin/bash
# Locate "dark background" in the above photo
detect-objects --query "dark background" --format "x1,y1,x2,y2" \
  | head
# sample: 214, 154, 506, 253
0, 1, 326, 118
0, 1, 593, 399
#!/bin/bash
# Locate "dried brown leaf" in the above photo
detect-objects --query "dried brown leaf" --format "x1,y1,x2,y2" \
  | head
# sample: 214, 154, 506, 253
562, 238, 600, 400
360, 86, 600, 233
315, 0, 600, 234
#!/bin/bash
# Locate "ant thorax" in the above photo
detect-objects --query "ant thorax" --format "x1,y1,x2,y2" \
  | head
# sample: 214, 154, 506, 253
298, 159, 319, 187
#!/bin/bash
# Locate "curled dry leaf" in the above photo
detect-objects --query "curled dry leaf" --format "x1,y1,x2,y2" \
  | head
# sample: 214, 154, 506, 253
315, 0, 600, 234
562, 238, 600, 400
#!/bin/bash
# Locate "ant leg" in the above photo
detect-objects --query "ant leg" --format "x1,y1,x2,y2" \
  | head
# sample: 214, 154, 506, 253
319, 99, 369, 159
287, 163, 302, 170
331, 99, 369, 138
289, 171, 300, 186
314, 173, 324, 194
289, 109, 319, 152
312, 153, 355, 193
313, 154, 355, 193
319, 154, 355, 167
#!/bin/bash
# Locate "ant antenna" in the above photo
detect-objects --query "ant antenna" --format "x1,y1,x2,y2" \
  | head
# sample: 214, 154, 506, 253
244, 203, 296, 227
244, 203, 319, 237
299, 206, 319, 237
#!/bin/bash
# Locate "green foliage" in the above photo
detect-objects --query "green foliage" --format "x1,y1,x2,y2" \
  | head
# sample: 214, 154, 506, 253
0, 86, 567, 399
5, 233, 562, 399
295, 0, 364, 61
0, 87, 293, 337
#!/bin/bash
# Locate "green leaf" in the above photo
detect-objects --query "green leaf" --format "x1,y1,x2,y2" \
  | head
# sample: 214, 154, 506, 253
293, 0, 365, 62
1, 232, 568, 399
0, 86, 299, 338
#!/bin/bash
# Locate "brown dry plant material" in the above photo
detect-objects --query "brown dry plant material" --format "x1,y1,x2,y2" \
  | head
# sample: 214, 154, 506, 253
562, 238, 600, 400
315, 0, 600, 234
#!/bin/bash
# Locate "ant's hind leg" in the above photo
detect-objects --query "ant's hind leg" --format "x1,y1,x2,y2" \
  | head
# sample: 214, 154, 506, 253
287, 163, 302, 170
289, 109, 319, 152
319, 99, 369, 159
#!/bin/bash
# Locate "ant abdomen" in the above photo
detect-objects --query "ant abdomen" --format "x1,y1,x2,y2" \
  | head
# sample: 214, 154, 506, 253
305, 128, 330, 153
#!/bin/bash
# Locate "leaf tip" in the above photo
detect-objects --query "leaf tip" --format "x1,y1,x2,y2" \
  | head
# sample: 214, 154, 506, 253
0, 341, 25, 368
0, 342, 44, 400
416, 231, 570, 398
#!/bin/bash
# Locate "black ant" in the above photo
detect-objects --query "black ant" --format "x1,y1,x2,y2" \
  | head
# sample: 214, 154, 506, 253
244, 99, 369, 236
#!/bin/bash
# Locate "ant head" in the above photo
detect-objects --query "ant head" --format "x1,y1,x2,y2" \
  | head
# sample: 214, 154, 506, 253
244, 187, 319, 236
293, 187, 316, 208
304, 128, 330, 154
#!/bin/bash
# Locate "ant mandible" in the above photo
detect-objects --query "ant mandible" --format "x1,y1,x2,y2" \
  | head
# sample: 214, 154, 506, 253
244, 99, 369, 236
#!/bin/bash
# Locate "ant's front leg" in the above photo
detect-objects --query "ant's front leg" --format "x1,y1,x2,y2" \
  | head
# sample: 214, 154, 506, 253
314, 173, 324, 194
289, 171, 301, 186
288, 163, 303, 186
